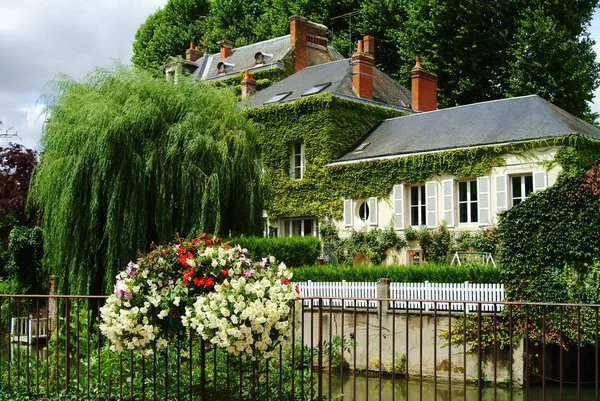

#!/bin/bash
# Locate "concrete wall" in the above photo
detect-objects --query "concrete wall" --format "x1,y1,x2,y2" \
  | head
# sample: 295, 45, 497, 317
296, 305, 524, 386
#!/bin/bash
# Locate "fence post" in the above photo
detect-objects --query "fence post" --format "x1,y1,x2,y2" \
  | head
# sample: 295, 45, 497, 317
377, 278, 390, 319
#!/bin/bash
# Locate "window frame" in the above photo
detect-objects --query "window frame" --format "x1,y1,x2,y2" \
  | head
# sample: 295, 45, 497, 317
409, 185, 427, 227
289, 141, 305, 180
280, 217, 316, 237
510, 174, 534, 206
457, 180, 478, 224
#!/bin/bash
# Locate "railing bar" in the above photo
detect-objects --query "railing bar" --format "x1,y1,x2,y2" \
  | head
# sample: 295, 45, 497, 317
291, 301, 296, 401
420, 300, 423, 401
493, 306, 497, 400
366, 299, 369, 401
525, 307, 529, 401
317, 298, 323, 401
340, 299, 345, 401
86, 298, 91, 400
16, 299, 21, 392
434, 303, 437, 401
189, 329, 193, 401
379, 298, 382, 401
405, 296, 409, 400
76, 298, 80, 398
477, 303, 482, 401
448, 302, 452, 400
464, 302, 467, 401
213, 344, 217, 401
329, 299, 333, 400
578, 306, 581, 401
119, 351, 123, 401
596, 307, 599, 401
96, 299, 101, 401
353, 301, 357, 401
560, 306, 563, 401
392, 297, 396, 401
542, 306, 546, 401
36, 298, 41, 397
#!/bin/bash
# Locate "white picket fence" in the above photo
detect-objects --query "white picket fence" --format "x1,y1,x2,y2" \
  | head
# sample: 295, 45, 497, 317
297, 281, 505, 312
10, 316, 49, 344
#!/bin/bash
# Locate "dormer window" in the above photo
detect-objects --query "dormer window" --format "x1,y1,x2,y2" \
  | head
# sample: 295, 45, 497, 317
254, 52, 265, 65
217, 62, 227, 75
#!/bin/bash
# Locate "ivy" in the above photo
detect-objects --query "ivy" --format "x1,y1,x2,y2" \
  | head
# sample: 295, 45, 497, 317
246, 93, 404, 220
248, 90, 600, 223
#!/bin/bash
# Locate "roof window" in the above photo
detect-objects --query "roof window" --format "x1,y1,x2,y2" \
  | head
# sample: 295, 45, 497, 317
264, 92, 292, 105
353, 142, 371, 153
301, 82, 331, 97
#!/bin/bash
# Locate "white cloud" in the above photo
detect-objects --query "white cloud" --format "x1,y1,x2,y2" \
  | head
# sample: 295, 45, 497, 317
0, 0, 166, 150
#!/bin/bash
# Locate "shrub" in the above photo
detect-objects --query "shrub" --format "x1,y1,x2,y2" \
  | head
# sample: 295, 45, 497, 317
6, 226, 45, 294
230, 236, 320, 268
291, 263, 500, 283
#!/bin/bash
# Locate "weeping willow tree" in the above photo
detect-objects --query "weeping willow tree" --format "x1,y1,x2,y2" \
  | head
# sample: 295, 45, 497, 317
29, 65, 263, 295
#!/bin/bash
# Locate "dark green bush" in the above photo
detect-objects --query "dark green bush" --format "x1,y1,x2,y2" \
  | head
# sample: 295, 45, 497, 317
291, 263, 500, 283
229, 236, 320, 268
6, 226, 46, 294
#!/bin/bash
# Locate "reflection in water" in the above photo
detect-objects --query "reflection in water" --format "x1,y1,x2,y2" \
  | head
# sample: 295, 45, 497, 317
323, 372, 596, 401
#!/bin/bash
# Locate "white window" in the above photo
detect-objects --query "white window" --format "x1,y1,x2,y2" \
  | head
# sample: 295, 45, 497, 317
393, 184, 404, 230
289, 142, 305, 179
281, 217, 316, 237
410, 185, 426, 226
511, 175, 533, 206
458, 180, 478, 224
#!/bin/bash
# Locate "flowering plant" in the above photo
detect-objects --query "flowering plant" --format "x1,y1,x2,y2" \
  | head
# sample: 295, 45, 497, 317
99, 235, 299, 357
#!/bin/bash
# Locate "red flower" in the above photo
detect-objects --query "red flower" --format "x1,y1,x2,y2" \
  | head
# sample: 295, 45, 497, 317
179, 255, 188, 266
282, 278, 290, 285
219, 268, 229, 276
200, 233, 207, 239
162, 250, 167, 256
205, 277, 214, 287
187, 251, 194, 259
178, 246, 185, 254
193, 277, 203, 287
206, 240, 213, 246
295, 285, 300, 294
192, 238, 199, 244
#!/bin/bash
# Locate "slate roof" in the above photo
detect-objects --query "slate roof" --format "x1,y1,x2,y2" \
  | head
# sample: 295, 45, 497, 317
245, 59, 412, 109
331, 95, 600, 165
179, 35, 345, 81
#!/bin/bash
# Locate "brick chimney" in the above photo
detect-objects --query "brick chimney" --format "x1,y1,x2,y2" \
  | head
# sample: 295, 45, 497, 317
352, 37, 375, 100
289, 15, 328, 72
219, 40, 233, 60
241, 70, 256, 99
410, 51, 438, 112
185, 42, 202, 62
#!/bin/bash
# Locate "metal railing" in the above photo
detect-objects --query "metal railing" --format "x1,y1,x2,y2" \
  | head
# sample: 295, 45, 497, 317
1, 294, 599, 400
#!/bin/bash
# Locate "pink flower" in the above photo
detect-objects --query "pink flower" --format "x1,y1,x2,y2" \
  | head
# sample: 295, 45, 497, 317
243, 269, 255, 277
158, 281, 162, 287
241, 248, 248, 254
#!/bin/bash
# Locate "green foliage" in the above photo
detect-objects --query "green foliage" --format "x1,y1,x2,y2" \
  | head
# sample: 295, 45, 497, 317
0, 277, 18, 294
247, 93, 404, 221
497, 161, 600, 303
454, 226, 500, 255
210, 64, 294, 97
131, 0, 210, 73
6, 226, 45, 294
407, 222, 452, 263
291, 263, 501, 283
30, 65, 262, 295
320, 221, 406, 265
231, 236, 320, 268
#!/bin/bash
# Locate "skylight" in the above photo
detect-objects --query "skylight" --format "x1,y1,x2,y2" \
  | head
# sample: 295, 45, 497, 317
301, 82, 332, 97
264, 92, 292, 105
353, 142, 371, 153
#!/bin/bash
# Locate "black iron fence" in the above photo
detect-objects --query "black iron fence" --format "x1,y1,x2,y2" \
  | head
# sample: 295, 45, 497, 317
1, 294, 599, 400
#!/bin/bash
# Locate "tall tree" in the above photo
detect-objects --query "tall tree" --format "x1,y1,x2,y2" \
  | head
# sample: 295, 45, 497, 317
131, 0, 210, 73
30, 65, 263, 295
0, 143, 37, 274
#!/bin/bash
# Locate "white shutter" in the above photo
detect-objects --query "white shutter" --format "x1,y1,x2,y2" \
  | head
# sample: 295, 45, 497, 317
533, 171, 547, 192
425, 181, 438, 228
343, 199, 353, 227
477, 176, 490, 226
393, 184, 404, 230
368, 197, 378, 226
442, 179, 454, 227
495, 175, 508, 213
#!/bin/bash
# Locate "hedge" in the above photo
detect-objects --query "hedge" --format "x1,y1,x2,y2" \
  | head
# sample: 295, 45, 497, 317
229, 236, 321, 268
290, 263, 501, 283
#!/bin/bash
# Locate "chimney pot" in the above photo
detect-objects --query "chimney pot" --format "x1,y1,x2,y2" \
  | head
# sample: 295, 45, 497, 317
352, 38, 374, 100
363, 36, 375, 56
219, 40, 233, 60
185, 44, 202, 62
410, 51, 438, 112
241, 70, 256, 99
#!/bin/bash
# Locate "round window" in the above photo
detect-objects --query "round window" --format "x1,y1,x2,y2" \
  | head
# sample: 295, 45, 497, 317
358, 201, 370, 221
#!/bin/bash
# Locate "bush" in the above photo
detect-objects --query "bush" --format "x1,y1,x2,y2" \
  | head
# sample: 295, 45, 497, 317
230, 236, 321, 268
6, 226, 45, 294
291, 263, 501, 283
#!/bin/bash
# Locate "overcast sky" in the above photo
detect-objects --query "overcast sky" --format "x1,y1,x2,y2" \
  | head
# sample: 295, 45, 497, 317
2, 1, 600, 151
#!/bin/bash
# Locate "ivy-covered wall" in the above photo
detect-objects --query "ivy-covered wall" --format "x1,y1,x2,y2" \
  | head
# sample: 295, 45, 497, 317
246, 93, 404, 220
247, 90, 600, 224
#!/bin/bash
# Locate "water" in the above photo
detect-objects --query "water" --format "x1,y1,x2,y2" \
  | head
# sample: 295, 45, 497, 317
323, 372, 597, 401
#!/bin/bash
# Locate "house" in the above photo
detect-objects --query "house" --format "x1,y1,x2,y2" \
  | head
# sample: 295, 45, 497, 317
165, 16, 600, 264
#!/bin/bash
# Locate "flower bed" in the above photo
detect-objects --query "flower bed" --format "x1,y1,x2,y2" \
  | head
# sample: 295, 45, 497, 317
100, 235, 299, 357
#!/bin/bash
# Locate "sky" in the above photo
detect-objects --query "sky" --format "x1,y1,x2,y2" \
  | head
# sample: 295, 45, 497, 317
2, 1, 600, 151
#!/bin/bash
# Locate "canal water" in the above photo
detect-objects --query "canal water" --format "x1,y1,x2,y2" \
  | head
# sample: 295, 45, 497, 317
324, 373, 597, 401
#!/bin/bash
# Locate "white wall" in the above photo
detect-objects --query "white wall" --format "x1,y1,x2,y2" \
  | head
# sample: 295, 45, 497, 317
336, 148, 560, 241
